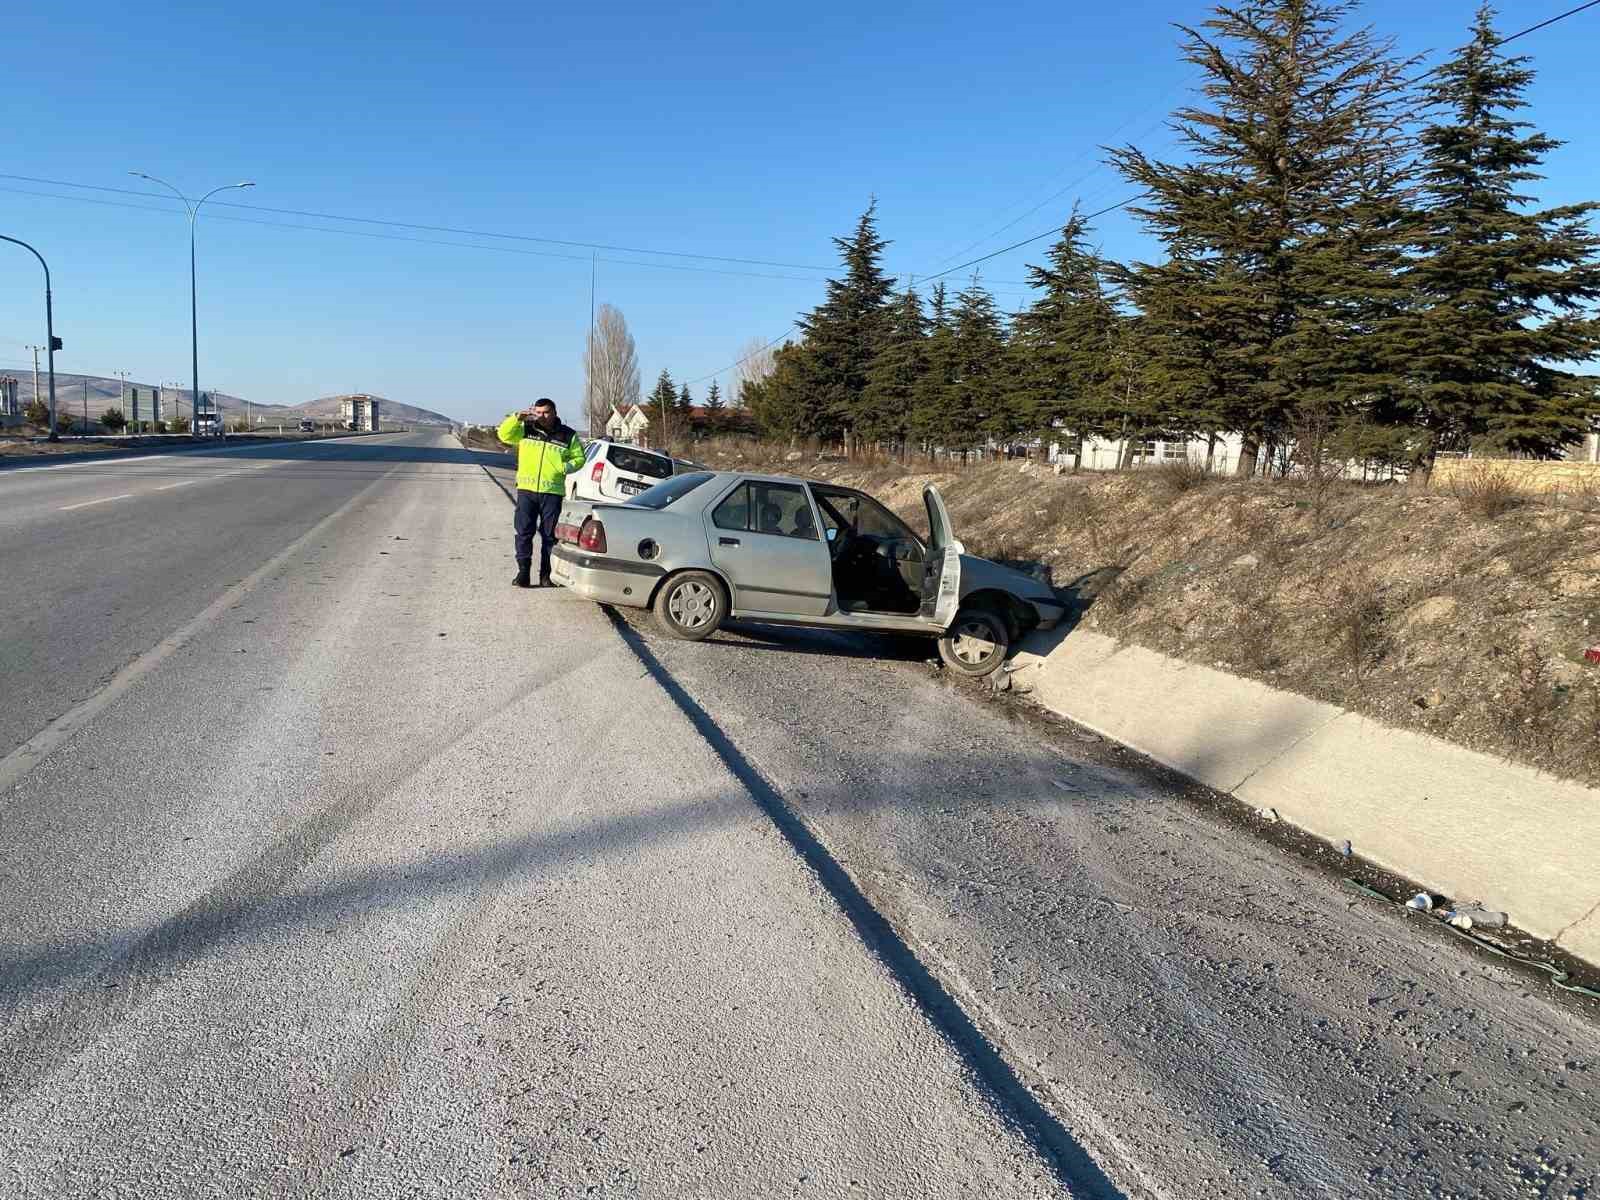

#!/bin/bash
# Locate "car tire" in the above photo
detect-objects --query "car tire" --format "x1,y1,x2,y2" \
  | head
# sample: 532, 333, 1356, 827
937, 606, 1010, 677
653, 571, 728, 641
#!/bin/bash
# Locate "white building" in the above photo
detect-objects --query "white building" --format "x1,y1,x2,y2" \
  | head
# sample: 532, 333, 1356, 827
1048, 431, 1248, 474
605, 404, 651, 445
340, 394, 381, 432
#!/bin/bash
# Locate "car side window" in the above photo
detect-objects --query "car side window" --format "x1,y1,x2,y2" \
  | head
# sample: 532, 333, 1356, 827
749, 482, 818, 540
713, 484, 750, 532
854, 493, 919, 543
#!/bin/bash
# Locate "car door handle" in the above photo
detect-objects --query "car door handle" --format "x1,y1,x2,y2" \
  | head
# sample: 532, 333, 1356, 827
719, 536, 741, 546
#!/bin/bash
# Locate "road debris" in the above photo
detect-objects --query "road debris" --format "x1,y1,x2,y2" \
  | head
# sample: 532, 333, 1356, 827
1447, 906, 1508, 931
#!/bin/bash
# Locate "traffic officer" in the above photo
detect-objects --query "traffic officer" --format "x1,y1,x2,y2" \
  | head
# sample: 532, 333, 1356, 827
496, 398, 586, 588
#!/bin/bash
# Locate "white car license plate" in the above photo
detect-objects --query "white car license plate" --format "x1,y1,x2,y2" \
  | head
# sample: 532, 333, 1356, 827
619, 479, 646, 494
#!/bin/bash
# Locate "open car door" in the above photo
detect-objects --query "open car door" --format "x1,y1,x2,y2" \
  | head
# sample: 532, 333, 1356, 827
919, 484, 964, 627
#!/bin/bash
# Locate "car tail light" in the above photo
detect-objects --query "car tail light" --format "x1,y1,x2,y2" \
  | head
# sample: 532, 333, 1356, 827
555, 521, 581, 544
578, 518, 607, 553
591, 461, 605, 483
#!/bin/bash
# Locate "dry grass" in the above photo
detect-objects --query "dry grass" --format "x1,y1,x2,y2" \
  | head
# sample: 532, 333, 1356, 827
1497, 641, 1564, 760
677, 435, 1600, 786
1331, 577, 1387, 685
1444, 462, 1531, 518
1146, 458, 1216, 499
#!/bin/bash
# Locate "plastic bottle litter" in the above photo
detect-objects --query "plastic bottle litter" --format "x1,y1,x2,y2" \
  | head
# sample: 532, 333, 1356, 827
1447, 906, 1507, 930
1406, 893, 1434, 911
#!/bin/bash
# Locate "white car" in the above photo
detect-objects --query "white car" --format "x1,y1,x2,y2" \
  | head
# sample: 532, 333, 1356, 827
569, 439, 674, 503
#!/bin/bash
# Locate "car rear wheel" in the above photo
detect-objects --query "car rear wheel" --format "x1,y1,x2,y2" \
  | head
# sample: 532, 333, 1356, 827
937, 607, 1010, 677
654, 571, 727, 641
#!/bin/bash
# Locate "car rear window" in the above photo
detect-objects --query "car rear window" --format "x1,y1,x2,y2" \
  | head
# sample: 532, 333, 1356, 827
607, 446, 672, 479
627, 471, 712, 509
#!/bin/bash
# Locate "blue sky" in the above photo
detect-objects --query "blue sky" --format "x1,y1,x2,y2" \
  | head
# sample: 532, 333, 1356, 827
2, 0, 1597, 426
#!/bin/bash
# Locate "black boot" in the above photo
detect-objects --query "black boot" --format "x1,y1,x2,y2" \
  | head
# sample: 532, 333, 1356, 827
512, 562, 532, 589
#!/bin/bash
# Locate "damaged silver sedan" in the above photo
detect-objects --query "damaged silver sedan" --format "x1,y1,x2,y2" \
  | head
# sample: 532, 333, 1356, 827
549, 471, 1063, 676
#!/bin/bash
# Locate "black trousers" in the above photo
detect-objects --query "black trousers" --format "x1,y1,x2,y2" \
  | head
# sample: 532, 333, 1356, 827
514, 490, 563, 579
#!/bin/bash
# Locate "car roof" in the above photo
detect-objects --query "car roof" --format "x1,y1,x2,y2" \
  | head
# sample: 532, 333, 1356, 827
693, 469, 853, 489
597, 439, 669, 458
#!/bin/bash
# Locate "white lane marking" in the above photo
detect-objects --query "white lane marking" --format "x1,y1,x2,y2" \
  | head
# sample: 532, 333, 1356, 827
0, 463, 401, 799
12, 443, 278, 474
1, 432, 405, 476
156, 480, 200, 491
58, 494, 134, 511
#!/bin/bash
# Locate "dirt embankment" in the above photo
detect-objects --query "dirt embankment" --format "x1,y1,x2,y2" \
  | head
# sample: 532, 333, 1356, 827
700, 439, 1600, 787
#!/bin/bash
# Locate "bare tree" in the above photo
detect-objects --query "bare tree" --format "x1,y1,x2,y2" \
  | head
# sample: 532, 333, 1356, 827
583, 304, 641, 436
733, 336, 776, 402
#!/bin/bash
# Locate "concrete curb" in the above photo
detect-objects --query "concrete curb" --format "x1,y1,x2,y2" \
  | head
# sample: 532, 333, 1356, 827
1009, 625, 1600, 967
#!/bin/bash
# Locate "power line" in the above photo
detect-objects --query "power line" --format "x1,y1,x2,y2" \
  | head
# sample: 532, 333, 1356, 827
1498, 0, 1600, 44
0, 184, 828, 284
684, 327, 795, 387
915, 195, 1142, 286
0, 171, 836, 273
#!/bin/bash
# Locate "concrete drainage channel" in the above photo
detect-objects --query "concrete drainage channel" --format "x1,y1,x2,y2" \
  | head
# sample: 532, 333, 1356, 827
978, 677, 1600, 1008
1005, 627, 1600, 976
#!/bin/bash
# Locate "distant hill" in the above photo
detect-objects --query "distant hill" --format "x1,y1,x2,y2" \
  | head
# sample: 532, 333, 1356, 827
263, 393, 456, 428
1, 372, 457, 428
1, 371, 248, 424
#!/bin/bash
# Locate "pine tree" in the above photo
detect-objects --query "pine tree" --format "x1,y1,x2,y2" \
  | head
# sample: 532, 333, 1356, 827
1011, 214, 1123, 441
744, 343, 811, 440
1396, 5, 1600, 476
860, 287, 927, 445
1110, 0, 1414, 475
790, 200, 896, 438
911, 284, 957, 447
647, 368, 677, 446
703, 380, 725, 434
947, 279, 1011, 452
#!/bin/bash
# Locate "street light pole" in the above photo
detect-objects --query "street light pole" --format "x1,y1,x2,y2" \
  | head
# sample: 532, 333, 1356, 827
130, 173, 254, 439
2, 234, 60, 441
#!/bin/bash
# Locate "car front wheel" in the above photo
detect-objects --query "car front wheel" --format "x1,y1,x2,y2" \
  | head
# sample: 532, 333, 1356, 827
653, 571, 728, 641
937, 607, 1009, 677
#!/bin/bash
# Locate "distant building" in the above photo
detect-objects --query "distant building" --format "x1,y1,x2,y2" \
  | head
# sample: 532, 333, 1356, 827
340, 394, 381, 432
1, 376, 17, 417
605, 404, 651, 444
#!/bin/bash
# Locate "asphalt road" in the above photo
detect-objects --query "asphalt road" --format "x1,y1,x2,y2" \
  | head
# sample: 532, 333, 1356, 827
1, 430, 1595, 1198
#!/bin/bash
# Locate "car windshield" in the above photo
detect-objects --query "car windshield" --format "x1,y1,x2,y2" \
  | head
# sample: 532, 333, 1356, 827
608, 446, 672, 479
627, 471, 712, 509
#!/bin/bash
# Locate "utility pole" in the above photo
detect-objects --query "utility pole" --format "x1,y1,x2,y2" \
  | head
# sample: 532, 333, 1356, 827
587, 252, 596, 436
27, 346, 41, 417
115, 370, 131, 433
83, 376, 89, 431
